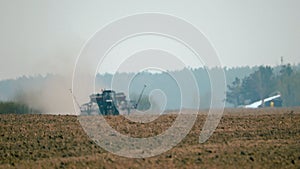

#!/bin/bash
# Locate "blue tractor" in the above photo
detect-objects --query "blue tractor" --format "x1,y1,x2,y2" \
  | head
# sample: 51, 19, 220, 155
81, 85, 146, 115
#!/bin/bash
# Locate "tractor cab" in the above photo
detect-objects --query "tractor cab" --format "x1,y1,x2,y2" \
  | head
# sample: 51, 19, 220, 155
95, 90, 119, 115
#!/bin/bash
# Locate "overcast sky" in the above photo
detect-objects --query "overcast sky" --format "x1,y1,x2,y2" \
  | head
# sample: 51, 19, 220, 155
0, 0, 299, 80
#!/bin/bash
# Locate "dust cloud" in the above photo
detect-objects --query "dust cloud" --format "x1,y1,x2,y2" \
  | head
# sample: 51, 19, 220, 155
13, 75, 75, 115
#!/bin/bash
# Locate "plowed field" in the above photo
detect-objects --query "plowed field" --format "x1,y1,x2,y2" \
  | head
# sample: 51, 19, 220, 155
0, 108, 299, 168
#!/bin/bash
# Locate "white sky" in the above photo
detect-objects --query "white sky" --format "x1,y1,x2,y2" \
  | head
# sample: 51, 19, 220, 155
0, 0, 299, 80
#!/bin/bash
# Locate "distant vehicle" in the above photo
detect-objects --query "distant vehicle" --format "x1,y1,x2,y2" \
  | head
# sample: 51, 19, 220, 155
80, 85, 147, 115
244, 94, 282, 108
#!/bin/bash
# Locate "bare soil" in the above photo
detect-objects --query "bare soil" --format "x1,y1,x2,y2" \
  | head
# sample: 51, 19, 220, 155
0, 108, 299, 169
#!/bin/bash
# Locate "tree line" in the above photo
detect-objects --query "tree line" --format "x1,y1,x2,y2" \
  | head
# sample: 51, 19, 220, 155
226, 64, 300, 107
0, 101, 41, 114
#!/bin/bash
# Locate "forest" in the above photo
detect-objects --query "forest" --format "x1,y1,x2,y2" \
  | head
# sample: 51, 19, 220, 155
226, 64, 300, 107
0, 64, 299, 114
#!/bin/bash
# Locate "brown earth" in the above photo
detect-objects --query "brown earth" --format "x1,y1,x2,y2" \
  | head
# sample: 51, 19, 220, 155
0, 108, 300, 169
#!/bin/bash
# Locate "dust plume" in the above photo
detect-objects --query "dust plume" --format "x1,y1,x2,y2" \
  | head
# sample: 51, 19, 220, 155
13, 75, 75, 115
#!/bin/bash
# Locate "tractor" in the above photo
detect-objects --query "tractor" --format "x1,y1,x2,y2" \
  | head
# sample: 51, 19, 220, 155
80, 85, 146, 115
